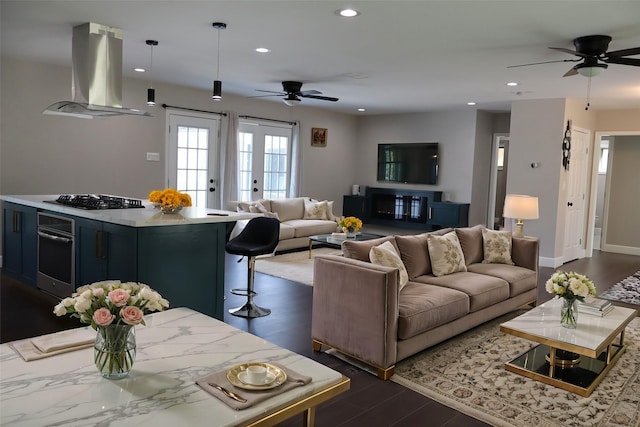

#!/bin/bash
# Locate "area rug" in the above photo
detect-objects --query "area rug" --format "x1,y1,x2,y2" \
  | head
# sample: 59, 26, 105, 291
392, 311, 640, 427
254, 247, 342, 286
599, 271, 640, 305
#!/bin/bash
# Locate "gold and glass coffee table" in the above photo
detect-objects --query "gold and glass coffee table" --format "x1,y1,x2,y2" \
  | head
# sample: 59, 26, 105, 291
308, 232, 383, 258
500, 298, 638, 397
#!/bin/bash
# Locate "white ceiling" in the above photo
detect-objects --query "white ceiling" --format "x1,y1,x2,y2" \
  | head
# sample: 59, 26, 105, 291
2, 1, 640, 115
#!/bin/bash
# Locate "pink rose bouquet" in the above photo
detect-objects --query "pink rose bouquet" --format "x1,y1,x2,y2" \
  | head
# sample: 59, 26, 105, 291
53, 281, 169, 378
54, 280, 168, 329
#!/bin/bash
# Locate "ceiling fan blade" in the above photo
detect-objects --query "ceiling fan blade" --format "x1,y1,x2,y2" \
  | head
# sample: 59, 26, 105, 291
606, 46, 640, 57
299, 90, 322, 96
563, 66, 578, 77
299, 94, 339, 102
255, 89, 285, 95
605, 56, 640, 66
249, 94, 282, 99
549, 47, 589, 58
507, 58, 579, 68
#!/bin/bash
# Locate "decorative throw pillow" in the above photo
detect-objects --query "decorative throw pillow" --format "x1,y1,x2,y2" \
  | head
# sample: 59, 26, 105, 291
426, 231, 467, 277
303, 199, 328, 220
369, 241, 409, 291
482, 229, 515, 265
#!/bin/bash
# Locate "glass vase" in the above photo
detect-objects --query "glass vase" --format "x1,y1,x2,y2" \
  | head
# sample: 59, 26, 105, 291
560, 298, 578, 329
94, 324, 136, 379
345, 229, 357, 238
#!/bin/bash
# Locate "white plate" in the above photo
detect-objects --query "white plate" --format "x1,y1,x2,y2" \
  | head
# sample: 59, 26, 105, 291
238, 371, 276, 386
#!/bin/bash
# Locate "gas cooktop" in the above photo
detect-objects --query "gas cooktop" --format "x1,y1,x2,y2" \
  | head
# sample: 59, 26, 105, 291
44, 194, 145, 210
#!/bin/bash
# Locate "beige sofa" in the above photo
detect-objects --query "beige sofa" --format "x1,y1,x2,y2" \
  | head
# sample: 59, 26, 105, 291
229, 197, 340, 252
311, 225, 539, 379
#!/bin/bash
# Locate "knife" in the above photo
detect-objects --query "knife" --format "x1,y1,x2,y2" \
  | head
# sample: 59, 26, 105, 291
208, 383, 247, 403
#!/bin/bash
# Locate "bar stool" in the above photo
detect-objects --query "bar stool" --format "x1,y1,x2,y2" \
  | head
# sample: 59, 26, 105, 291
226, 216, 280, 318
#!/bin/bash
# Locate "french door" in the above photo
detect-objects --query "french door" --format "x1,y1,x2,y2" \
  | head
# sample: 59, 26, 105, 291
238, 121, 292, 201
167, 113, 221, 208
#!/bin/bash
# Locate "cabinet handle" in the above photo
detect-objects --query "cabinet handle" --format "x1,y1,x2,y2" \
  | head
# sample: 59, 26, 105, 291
428, 207, 432, 220
13, 211, 20, 233
96, 230, 107, 260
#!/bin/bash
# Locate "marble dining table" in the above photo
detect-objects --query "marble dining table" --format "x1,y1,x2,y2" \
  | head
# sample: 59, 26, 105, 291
0, 307, 349, 426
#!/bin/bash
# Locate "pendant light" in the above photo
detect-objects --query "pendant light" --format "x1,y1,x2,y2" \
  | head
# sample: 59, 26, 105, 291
212, 22, 227, 101
146, 40, 158, 106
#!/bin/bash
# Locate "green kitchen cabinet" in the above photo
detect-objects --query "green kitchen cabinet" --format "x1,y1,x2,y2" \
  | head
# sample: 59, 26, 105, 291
75, 217, 137, 286
2, 202, 37, 286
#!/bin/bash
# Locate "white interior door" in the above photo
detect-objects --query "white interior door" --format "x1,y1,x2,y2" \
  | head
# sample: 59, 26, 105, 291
562, 127, 591, 262
167, 112, 220, 208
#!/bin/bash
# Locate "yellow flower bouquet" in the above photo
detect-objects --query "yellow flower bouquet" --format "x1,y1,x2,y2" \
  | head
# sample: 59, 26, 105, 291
339, 216, 363, 233
149, 188, 192, 213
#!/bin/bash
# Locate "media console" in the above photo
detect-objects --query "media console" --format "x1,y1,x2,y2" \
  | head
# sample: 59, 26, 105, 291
343, 187, 469, 231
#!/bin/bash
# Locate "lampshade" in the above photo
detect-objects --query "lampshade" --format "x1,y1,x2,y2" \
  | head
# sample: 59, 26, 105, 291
212, 80, 222, 100
503, 194, 539, 237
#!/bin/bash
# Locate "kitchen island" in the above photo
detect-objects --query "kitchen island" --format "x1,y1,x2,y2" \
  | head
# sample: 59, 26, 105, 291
1, 195, 255, 320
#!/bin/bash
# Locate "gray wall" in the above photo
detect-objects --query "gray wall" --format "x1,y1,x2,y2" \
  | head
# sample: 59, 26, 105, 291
0, 57, 358, 205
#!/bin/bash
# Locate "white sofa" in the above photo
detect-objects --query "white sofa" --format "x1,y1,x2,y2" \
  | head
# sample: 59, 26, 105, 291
228, 197, 340, 252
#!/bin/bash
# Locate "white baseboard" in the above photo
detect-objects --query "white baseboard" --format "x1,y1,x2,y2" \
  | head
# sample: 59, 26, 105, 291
539, 256, 563, 268
600, 244, 640, 256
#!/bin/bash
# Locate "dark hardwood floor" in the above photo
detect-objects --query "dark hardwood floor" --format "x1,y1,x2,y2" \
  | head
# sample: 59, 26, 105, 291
1, 249, 639, 426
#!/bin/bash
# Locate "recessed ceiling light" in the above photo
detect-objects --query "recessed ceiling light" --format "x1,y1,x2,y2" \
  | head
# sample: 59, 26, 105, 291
255, 47, 270, 53
506, 82, 518, 87
467, 102, 476, 106
357, 108, 366, 112
336, 8, 360, 17
134, 67, 146, 73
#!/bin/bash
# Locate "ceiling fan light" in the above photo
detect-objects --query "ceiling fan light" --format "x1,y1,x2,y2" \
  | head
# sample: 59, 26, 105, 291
283, 96, 301, 106
576, 63, 607, 77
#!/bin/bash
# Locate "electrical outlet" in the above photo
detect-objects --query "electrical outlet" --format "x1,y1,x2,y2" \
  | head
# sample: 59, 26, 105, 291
146, 152, 160, 161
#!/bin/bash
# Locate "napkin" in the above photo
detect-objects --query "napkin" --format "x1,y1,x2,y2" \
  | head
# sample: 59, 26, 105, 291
8, 327, 95, 362
196, 362, 312, 410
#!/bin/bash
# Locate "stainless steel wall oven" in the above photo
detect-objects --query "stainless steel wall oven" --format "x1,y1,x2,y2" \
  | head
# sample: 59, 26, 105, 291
37, 212, 75, 298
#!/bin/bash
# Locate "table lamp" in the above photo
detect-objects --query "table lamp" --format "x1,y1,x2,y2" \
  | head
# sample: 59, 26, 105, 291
503, 194, 539, 237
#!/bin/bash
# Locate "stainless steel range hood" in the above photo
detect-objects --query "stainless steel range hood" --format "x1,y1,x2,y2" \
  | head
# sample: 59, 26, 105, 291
43, 23, 151, 119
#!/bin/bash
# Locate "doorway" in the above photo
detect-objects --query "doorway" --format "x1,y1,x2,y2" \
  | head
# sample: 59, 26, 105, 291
166, 111, 221, 209
488, 134, 509, 230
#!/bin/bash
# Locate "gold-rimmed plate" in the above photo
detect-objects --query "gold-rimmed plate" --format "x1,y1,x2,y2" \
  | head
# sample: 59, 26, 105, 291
226, 362, 287, 391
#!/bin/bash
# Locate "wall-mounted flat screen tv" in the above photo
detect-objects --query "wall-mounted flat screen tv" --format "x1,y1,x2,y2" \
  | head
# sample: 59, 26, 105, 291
377, 143, 439, 185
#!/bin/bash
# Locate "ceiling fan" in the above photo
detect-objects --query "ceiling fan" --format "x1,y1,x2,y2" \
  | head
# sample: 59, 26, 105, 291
254, 81, 339, 106
508, 35, 640, 77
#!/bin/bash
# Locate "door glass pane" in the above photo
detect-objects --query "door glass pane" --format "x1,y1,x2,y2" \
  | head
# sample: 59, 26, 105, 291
176, 125, 209, 206
238, 131, 254, 202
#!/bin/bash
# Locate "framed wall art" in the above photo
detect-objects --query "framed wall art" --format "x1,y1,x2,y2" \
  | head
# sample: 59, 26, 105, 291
311, 128, 327, 147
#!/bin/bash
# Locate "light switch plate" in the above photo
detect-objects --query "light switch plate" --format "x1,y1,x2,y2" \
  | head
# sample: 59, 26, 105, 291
146, 152, 160, 161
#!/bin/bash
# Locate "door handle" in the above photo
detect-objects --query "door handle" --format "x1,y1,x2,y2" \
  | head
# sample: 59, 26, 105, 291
96, 230, 107, 260
253, 188, 258, 192
567, 202, 573, 207
37, 230, 71, 243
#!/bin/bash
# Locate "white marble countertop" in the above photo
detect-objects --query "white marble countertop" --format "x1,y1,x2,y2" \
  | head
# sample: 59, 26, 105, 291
0, 195, 256, 227
0, 308, 345, 426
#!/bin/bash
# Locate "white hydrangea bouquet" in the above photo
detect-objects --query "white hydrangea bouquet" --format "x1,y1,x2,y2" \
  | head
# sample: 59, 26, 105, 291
545, 271, 596, 328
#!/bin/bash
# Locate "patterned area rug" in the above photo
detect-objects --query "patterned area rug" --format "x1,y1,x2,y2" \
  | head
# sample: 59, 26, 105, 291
599, 271, 640, 305
392, 310, 640, 427
254, 247, 341, 286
